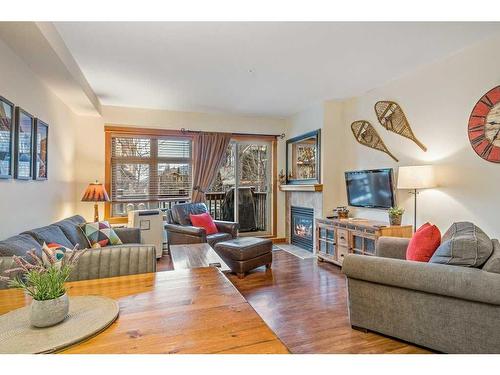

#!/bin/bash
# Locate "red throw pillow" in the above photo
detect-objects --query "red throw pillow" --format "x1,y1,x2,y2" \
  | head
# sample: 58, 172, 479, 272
189, 213, 218, 235
47, 242, 65, 249
406, 223, 441, 262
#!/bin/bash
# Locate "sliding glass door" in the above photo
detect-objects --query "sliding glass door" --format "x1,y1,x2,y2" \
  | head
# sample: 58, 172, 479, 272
208, 139, 272, 235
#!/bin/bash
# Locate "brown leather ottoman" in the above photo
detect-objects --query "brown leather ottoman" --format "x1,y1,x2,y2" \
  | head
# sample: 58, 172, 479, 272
214, 237, 272, 279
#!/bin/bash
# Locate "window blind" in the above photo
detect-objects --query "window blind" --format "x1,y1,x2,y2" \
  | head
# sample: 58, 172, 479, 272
110, 136, 192, 208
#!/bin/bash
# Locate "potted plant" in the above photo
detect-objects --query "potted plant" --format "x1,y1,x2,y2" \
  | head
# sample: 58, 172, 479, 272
388, 206, 405, 226
0, 246, 86, 328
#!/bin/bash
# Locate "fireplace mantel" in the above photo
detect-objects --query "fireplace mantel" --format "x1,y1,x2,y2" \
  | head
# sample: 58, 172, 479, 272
279, 184, 323, 192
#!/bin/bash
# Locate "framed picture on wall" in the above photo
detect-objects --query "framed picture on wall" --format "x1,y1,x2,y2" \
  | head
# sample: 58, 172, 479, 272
14, 107, 34, 180
0, 96, 15, 179
33, 119, 48, 180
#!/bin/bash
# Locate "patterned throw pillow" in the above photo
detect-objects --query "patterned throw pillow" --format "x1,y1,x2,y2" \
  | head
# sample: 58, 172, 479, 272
79, 221, 123, 248
41, 242, 73, 268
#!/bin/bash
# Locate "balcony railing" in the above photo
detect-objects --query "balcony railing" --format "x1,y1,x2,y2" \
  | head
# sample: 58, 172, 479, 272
111, 197, 191, 217
111, 191, 268, 233
206, 191, 268, 232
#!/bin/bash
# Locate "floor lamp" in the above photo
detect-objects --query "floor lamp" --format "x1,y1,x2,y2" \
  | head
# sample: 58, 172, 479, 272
396, 165, 436, 232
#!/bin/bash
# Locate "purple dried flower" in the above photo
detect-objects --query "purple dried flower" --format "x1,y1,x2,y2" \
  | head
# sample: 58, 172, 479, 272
12, 256, 30, 272
42, 246, 57, 264
4, 267, 25, 274
64, 246, 87, 267
26, 250, 44, 266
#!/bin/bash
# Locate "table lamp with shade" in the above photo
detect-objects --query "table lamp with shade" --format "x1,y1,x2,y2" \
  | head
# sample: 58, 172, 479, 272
81, 181, 110, 222
397, 165, 436, 232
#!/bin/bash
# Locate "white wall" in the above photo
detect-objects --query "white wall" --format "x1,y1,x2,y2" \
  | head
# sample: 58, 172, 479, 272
75, 105, 289, 237
324, 34, 500, 238
286, 102, 324, 138
0, 39, 78, 238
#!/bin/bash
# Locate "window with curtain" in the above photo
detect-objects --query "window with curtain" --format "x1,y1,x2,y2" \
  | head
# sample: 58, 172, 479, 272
109, 134, 192, 217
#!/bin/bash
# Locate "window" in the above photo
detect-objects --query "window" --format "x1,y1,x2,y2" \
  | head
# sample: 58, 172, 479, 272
107, 131, 192, 218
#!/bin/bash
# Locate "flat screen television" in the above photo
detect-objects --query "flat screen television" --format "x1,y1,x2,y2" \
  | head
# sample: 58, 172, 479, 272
345, 168, 395, 209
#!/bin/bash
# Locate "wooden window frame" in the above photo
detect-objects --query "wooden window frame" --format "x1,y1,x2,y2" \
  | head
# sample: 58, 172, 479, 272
104, 125, 278, 237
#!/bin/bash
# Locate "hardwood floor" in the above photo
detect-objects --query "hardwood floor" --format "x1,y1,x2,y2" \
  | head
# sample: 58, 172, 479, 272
0, 268, 288, 354
158, 249, 431, 354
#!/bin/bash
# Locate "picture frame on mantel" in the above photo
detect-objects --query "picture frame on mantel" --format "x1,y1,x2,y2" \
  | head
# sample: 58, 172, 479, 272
0, 96, 15, 179
285, 129, 321, 185
14, 107, 34, 180
33, 118, 49, 180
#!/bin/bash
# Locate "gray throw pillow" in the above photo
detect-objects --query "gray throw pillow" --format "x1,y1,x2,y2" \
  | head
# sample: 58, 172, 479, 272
430, 222, 493, 267
482, 239, 500, 274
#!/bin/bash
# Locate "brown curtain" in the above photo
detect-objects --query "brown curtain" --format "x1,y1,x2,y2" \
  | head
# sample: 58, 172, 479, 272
191, 132, 232, 203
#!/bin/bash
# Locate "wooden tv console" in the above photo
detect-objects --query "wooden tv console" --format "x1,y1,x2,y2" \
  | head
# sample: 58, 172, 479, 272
315, 218, 413, 266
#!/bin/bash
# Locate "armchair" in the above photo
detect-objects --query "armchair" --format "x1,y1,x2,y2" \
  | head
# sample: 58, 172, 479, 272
165, 202, 238, 250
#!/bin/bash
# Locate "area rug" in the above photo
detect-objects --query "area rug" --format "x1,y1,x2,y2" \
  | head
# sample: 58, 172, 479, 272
273, 244, 316, 260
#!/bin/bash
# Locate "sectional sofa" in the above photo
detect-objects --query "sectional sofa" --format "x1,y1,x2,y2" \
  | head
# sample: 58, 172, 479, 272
0, 215, 156, 289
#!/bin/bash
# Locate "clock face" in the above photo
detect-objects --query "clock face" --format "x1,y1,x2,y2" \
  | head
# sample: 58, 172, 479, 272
468, 85, 500, 163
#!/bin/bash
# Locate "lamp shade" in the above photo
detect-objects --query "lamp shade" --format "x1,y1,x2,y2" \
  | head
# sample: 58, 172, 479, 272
81, 181, 110, 202
397, 165, 436, 190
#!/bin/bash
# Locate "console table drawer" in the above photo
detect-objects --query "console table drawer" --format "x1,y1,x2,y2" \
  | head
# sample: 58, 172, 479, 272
337, 229, 349, 247
337, 246, 349, 264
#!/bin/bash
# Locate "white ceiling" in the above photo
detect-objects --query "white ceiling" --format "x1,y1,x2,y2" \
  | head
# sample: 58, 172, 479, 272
55, 22, 500, 117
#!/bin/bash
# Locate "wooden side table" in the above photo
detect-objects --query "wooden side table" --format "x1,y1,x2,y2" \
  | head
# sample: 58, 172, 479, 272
170, 243, 231, 272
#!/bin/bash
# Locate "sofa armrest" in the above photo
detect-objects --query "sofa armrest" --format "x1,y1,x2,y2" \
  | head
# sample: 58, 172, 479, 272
164, 223, 206, 236
165, 223, 207, 247
0, 257, 16, 290
375, 237, 410, 259
114, 227, 141, 244
342, 254, 500, 305
214, 220, 239, 237
68, 245, 156, 282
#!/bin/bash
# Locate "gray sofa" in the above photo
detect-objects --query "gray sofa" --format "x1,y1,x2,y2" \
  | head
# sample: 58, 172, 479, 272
0, 215, 156, 289
343, 236, 500, 353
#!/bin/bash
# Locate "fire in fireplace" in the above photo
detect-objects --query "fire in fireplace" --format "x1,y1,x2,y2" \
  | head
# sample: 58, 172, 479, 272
290, 206, 314, 252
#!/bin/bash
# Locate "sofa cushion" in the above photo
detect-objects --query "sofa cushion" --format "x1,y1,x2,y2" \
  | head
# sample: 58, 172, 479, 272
190, 213, 218, 235
53, 215, 90, 249
482, 239, 500, 274
406, 223, 441, 262
171, 203, 208, 225
22, 225, 74, 249
0, 234, 42, 257
430, 222, 493, 267
113, 227, 141, 244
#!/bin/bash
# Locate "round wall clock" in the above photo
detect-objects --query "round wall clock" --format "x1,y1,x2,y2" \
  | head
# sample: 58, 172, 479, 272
468, 85, 500, 163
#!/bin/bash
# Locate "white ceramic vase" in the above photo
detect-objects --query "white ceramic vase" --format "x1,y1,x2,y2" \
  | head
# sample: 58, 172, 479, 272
30, 293, 69, 328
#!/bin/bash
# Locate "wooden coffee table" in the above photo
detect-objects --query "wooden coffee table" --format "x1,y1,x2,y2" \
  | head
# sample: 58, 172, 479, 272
0, 268, 289, 354
170, 243, 230, 272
